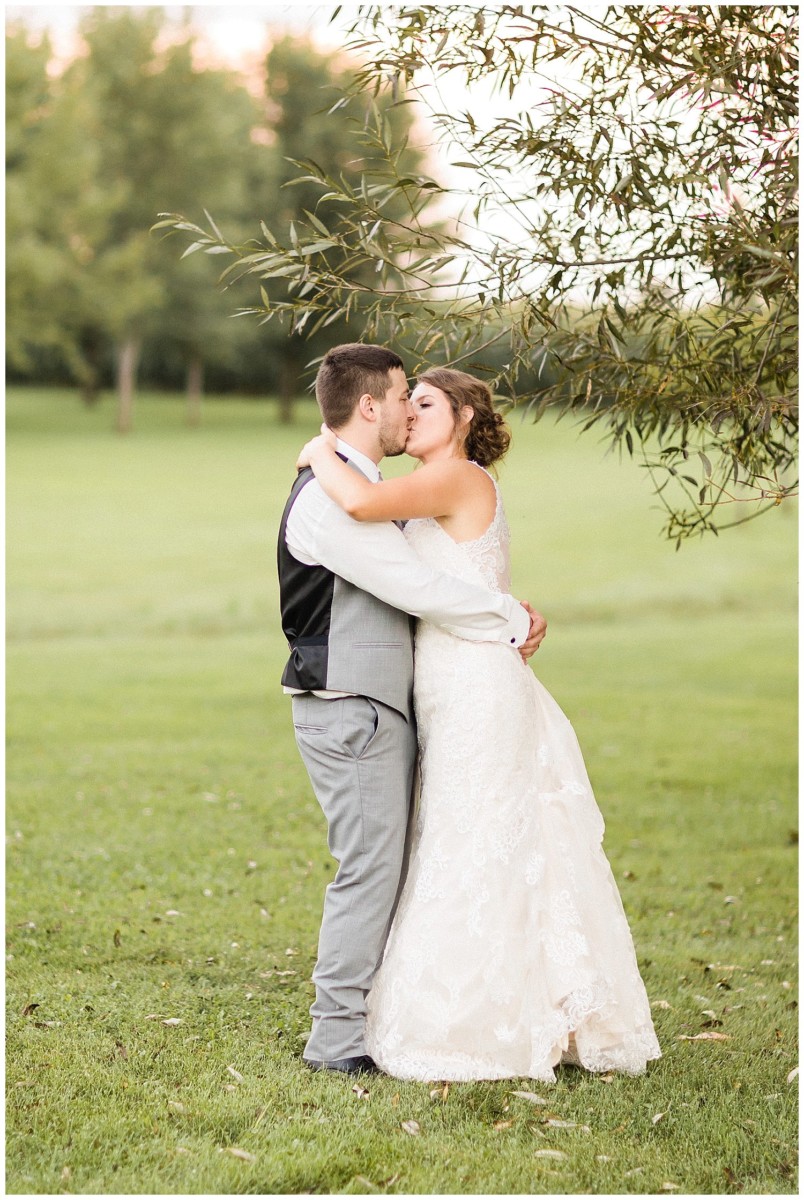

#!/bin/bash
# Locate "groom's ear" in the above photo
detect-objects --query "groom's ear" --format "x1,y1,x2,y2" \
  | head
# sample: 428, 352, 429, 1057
357, 392, 377, 422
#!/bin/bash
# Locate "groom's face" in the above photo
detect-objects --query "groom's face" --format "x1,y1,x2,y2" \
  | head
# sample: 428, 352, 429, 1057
376, 367, 413, 458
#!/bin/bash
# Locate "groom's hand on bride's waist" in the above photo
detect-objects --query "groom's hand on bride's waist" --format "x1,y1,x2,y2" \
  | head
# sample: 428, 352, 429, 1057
518, 601, 547, 661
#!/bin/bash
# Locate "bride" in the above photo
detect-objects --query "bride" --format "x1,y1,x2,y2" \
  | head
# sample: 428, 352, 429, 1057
297, 367, 661, 1082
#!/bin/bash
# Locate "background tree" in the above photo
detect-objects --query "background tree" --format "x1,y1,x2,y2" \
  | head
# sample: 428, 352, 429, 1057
6, 10, 273, 429
6, 26, 62, 374
6, 24, 122, 403
163, 4, 797, 540
72, 8, 266, 431
129, 30, 273, 428
214, 34, 428, 423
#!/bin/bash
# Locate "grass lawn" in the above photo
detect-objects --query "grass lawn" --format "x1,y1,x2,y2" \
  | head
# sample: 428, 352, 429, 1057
6, 386, 798, 1195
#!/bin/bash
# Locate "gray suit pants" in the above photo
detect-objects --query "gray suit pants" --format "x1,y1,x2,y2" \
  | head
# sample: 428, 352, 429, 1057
291, 693, 417, 1062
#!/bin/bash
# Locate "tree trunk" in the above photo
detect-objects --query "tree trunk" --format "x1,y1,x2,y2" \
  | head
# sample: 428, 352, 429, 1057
278, 358, 296, 424
80, 377, 101, 407
78, 331, 102, 406
186, 355, 204, 427
116, 336, 141, 434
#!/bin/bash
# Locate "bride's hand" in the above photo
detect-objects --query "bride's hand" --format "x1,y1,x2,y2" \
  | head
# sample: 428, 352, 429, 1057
296, 424, 337, 471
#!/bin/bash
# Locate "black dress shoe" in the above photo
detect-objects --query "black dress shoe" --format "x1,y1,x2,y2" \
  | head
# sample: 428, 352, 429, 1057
303, 1054, 379, 1076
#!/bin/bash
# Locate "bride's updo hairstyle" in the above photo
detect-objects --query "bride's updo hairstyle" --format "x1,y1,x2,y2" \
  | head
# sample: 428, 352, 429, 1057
417, 368, 511, 470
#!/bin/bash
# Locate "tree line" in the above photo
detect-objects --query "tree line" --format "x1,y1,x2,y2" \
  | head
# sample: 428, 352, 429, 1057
5, 7, 433, 427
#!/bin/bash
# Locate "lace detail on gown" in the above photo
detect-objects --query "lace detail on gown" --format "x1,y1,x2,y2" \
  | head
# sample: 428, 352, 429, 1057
364, 466, 661, 1082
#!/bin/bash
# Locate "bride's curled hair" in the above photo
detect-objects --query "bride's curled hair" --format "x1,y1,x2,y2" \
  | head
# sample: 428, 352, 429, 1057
417, 368, 511, 470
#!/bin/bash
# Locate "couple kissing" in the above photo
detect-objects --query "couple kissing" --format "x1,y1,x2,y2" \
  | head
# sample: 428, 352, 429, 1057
277, 343, 660, 1082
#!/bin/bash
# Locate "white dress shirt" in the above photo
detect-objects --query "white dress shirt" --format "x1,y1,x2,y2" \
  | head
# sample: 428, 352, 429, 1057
283, 440, 529, 688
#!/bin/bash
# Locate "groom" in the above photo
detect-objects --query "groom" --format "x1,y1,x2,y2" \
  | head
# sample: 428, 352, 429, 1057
277, 343, 546, 1075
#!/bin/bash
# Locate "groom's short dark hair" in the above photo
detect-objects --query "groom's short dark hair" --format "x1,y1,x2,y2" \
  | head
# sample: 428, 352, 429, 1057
315, 344, 405, 428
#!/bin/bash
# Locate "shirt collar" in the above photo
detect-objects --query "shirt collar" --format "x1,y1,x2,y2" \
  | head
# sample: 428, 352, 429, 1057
335, 438, 382, 483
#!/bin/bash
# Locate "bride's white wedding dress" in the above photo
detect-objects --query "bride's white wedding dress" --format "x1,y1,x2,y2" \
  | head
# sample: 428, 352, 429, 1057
364, 467, 661, 1081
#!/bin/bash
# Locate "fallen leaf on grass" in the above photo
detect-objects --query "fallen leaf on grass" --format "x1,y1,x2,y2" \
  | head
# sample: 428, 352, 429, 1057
429, 1083, 449, 1102
660, 1183, 679, 1191
544, 1118, 590, 1132
786, 1067, 799, 1083
534, 1149, 566, 1160
723, 1166, 741, 1188
400, 1120, 420, 1136
34, 1021, 61, 1029
161, 1018, 182, 1027
493, 1119, 514, 1130
224, 1148, 256, 1163
353, 1176, 380, 1193
652, 1111, 666, 1124
651, 1000, 672, 1010
21, 1003, 40, 1017
677, 1032, 730, 1041
596, 1155, 612, 1162
113, 929, 122, 947
356, 1174, 399, 1190
226, 1065, 244, 1084
599, 1073, 615, 1084
114, 1042, 128, 1059
60, 1167, 71, 1182
624, 1167, 644, 1178
168, 1101, 189, 1114
352, 1083, 370, 1100
511, 1090, 549, 1105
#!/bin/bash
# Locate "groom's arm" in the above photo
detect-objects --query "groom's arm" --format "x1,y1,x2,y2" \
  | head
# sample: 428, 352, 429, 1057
286, 481, 534, 648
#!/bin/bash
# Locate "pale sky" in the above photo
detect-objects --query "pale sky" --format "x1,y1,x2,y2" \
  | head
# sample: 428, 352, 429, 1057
5, 3, 350, 73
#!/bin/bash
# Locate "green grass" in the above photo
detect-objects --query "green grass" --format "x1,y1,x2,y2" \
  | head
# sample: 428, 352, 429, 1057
6, 386, 798, 1195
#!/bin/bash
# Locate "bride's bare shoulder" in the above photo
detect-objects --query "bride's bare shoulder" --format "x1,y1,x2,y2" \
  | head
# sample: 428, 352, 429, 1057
418, 458, 492, 484
455, 458, 497, 493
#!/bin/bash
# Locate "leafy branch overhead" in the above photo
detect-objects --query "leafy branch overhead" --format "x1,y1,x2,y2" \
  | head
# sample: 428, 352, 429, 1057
159, 4, 798, 541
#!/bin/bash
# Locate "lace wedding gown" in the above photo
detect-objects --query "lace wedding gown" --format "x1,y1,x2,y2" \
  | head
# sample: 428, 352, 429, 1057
364, 468, 661, 1082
